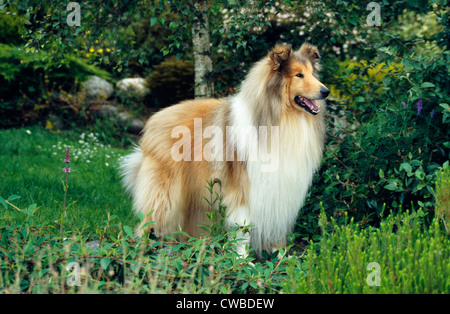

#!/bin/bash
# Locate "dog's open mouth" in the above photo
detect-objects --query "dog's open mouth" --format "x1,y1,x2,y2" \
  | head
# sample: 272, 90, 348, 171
294, 96, 320, 115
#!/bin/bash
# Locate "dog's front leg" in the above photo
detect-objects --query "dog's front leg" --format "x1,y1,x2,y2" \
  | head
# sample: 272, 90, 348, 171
226, 205, 251, 259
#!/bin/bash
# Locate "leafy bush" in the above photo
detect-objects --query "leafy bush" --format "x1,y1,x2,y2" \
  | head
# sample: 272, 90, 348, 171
0, 44, 110, 127
145, 56, 194, 108
287, 209, 449, 293
0, 7, 24, 46
0, 202, 290, 294
1, 200, 447, 294
297, 23, 449, 234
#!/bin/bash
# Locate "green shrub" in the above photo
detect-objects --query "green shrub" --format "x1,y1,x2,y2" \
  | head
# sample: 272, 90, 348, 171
287, 209, 449, 293
0, 44, 110, 127
298, 44, 449, 235
0, 7, 25, 46
145, 56, 194, 108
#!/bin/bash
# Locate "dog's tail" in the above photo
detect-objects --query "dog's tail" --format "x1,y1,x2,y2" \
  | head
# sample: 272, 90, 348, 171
119, 146, 143, 195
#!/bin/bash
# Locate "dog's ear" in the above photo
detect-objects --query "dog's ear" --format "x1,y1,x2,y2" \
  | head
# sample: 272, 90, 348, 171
299, 43, 321, 71
269, 44, 292, 71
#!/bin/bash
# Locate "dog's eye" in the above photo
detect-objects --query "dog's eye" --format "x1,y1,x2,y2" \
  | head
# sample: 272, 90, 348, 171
296, 73, 304, 78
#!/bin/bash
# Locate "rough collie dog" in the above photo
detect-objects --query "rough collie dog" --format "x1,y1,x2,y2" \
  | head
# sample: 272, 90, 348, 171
121, 43, 329, 257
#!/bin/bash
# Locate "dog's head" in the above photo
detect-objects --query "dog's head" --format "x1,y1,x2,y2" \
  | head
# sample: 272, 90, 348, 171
269, 43, 329, 115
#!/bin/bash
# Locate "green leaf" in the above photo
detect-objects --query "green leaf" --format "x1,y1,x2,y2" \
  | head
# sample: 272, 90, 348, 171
130, 263, 140, 274
312, 234, 322, 241
8, 195, 21, 201
400, 163, 412, 174
123, 226, 134, 238
28, 203, 37, 213
402, 58, 412, 69
100, 258, 111, 270
420, 82, 435, 88
0, 196, 7, 209
416, 183, 425, 191
150, 17, 158, 27
415, 169, 425, 180
379, 169, 384, 178
384, 183, 398, 191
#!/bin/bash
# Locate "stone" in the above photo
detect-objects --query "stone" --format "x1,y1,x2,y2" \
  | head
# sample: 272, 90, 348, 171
117, 111, 132, 122
128, 118, 145, 134
96, 104, 118, 118
82, 75, 113, 99
116, 77, 150, 97
86, 240, 101, 253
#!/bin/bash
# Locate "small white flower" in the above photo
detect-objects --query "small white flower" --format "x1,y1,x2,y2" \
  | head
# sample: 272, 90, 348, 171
25, 130, 31, 134
105, 162, 109, 167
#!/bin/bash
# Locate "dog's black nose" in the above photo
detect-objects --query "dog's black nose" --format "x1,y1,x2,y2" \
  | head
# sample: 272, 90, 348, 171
320, 87, 330, 99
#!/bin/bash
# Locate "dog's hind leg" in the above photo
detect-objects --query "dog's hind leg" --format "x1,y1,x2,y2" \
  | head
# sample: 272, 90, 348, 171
132, 157, 184, 238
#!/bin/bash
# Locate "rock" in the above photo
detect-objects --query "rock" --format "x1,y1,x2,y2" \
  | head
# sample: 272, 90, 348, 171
116, 77, 150, 97
117, 111, 132, 122
86, 240, 101, 253
82, 75, 113, 99
128, 118, 145, 134
96, 104, 118, 118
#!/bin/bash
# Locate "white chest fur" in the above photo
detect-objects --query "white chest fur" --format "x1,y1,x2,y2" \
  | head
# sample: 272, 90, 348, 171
229, 96, 324, 252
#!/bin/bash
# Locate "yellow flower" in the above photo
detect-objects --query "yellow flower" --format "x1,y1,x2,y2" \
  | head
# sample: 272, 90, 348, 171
89, 47, 95, 53
98, 48, 103, 54
95, 40, 99, 44
106, 48, 111, 53
86, 30, 91, 34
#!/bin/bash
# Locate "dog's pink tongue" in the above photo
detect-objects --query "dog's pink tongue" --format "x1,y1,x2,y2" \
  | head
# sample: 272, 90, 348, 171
304, 98, 319, 111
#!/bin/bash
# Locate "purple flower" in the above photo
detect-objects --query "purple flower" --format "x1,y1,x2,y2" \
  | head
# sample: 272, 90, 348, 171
63, 147, 71, 173
417, 99, 423, 116
402, 102, 407, 109
64, 147, 70, 163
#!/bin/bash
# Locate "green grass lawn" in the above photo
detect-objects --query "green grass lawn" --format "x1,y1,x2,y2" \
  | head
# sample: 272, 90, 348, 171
0, 126, 448, 294
0, 126, 136, 234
